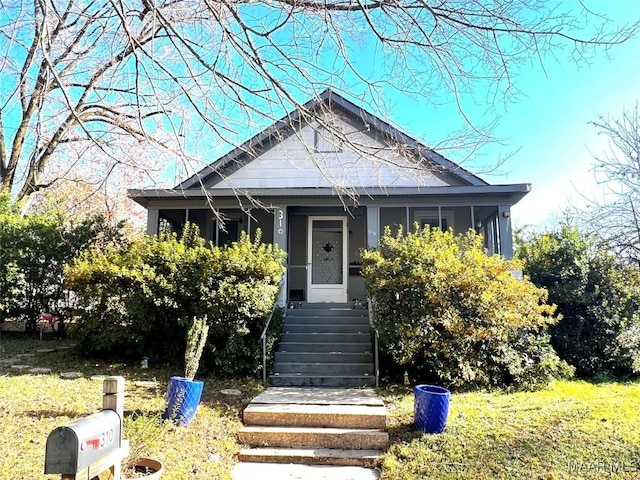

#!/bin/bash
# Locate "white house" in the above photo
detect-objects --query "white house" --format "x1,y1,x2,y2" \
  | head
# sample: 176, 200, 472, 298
129, 89, 529, 306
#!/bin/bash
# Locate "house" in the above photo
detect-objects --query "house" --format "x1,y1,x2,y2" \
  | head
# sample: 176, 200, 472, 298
129, 89, 530, 306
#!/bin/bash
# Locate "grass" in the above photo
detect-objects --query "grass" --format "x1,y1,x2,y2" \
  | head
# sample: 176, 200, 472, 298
2, 335, 639, 479
0, 335, 263, 480
379, 381, 640, 480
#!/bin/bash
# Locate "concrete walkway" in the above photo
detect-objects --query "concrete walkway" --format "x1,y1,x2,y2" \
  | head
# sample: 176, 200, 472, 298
232, 462, 380, 479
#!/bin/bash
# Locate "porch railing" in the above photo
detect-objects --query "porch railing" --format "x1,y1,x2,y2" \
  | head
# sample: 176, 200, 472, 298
260, 279, 285, 384
368, 297, 380, 388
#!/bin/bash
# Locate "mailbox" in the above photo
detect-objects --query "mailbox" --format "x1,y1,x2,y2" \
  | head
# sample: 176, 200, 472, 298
44, 409, 122, 475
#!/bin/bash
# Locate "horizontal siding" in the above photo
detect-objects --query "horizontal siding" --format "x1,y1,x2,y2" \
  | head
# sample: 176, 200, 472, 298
212, 120, 458, 190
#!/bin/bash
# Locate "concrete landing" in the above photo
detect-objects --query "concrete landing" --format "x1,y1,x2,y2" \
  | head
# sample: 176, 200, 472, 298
232, 462, 380, 480
250, 387, 384, 406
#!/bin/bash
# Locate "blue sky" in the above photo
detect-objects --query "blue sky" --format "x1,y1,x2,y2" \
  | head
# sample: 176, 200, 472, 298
480, 30, 640, 230
2, 0, 637, 230
376, 2, 640, 229
201, 0, 640, 233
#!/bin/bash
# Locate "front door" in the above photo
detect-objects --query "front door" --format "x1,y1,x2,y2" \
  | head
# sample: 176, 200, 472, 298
307, 216, 348, 303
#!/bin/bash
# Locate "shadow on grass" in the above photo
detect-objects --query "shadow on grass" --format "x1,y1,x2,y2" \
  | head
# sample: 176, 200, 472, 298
582, 372, 640, 386
199, 378, 265, 419
22, 408, 94, 420
124, 408, 166, 418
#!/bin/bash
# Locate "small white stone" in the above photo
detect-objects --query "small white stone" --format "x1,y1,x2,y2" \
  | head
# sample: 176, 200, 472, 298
220, 388, 242, 396
28, 367, 52, 374
60, 371, 84, 379
134, 381, 159, 388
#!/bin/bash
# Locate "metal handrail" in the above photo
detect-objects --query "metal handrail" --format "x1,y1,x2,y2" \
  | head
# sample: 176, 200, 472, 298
368, 297, 380, 388
260, 278, 285, 384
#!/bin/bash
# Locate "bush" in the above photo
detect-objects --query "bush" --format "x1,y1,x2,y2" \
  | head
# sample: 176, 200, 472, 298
362, 226, 572, 389
517, 225, 640, 376
0, 194, 124, 330
65, 225, 286, 376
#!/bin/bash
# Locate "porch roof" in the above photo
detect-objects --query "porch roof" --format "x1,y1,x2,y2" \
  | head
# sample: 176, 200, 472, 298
129, 183, 531, 208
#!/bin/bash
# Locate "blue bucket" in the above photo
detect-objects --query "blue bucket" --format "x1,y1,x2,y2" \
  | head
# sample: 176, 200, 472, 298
414, 384, 450, 433
163, 376, 204, 426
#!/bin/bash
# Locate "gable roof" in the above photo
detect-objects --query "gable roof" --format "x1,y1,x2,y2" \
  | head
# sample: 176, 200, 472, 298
177, 89, 488, 191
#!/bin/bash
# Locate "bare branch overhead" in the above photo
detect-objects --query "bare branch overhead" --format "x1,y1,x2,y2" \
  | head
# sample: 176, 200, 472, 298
0, 0, 637, 206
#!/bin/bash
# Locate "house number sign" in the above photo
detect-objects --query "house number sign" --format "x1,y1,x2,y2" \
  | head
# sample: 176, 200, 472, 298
277, 209, 284, 235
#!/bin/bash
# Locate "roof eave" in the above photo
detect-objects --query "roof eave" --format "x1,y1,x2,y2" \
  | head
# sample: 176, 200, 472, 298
128, 183, 531, 207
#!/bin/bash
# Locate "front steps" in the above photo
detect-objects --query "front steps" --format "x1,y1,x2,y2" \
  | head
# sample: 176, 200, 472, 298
238, 387, 388, 468
270, 303, 375, 387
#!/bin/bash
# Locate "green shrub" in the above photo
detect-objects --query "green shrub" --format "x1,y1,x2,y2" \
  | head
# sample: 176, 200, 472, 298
65, 225, 286, 377
517, 225, 640, 376
362, 226, 572, 389
0, 194, 124, 330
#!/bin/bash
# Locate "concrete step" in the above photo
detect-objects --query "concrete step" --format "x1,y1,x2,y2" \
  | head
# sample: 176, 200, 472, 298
238, 426, 389, 450
275, 352, 372, 363
288, 307, 368, 317
280, 333, 370, 343
274, 362, 374, 375
243, 403, 386, 429
284, 316, 370, 325
237, 447, 382, 468
278, 342, 371, 353
283, 324, 371, 334
269, 374, 376, 387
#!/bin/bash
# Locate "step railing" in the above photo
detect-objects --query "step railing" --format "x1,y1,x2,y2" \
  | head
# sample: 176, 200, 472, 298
260, 279, 285, 384
367, 297, 380, 388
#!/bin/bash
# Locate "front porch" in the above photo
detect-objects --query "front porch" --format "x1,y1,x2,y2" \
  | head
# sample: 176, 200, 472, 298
145, 201, 516, 306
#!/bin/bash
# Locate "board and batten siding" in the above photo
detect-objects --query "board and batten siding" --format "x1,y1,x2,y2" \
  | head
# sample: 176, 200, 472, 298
208, 116, 464, 190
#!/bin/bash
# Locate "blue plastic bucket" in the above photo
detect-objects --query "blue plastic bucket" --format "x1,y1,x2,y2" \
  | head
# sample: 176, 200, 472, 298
414, 384, 451, 433
163, 376, 204, 426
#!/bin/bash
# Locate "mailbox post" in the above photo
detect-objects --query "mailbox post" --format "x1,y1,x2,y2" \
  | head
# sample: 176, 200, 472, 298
45, 376, 129, 480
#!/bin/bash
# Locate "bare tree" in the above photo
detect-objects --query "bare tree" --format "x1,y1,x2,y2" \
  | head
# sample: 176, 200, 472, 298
0, 0, 638, 207
576, 105, 640, 265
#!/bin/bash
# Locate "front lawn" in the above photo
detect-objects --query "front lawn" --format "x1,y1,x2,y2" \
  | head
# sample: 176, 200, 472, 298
380, 380, 640, 480
0, 337, 262, 480
1, 337, 639, 479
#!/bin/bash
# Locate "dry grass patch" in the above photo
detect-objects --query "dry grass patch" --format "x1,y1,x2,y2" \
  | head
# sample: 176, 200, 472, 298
0, 336, 262, 480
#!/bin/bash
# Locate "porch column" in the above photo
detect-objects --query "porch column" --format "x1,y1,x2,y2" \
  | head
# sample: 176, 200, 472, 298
273, 206, 288, 306
498, 205, 513, 259
146, 208, 159, 235
366, 207, 380, 248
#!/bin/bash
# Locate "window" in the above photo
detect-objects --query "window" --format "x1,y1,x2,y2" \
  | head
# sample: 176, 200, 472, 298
420, 218, 448, 231
217, 220, 239, 246
314, 128, 343, 153
414, 209, 454, 232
